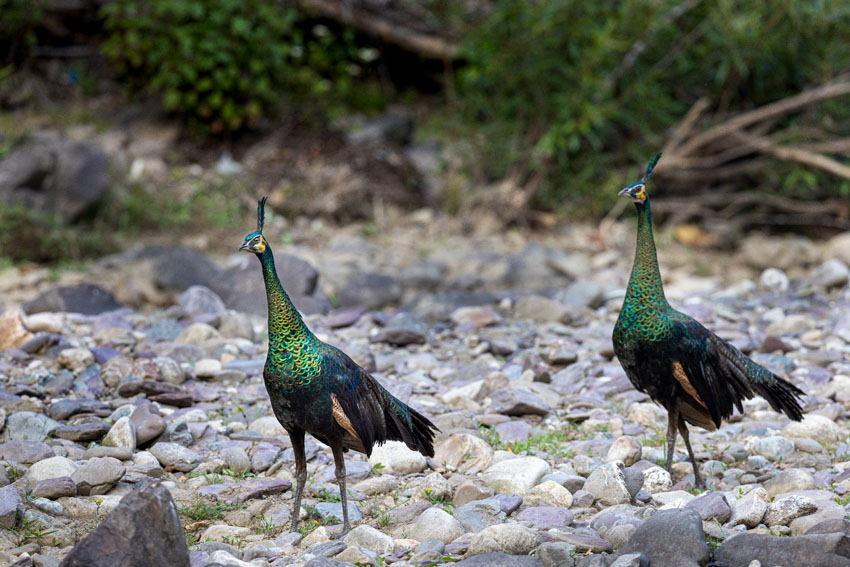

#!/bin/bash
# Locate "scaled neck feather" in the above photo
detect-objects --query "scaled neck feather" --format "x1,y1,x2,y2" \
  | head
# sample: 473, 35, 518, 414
257, 247, 315, 341
625, 198, 667, 307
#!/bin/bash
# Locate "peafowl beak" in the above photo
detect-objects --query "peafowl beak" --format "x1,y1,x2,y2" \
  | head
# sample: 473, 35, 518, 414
618, 183, 647, 203
239, 241, 251, 252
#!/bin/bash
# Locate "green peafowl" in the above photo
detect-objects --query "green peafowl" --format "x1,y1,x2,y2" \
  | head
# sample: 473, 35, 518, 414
612, 154, 804, 488
240, 198, 438, 534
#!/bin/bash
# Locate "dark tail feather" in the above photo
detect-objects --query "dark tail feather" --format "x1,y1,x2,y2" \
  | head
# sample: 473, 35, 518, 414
752, 375, 805, 421
383, 392, 439, 458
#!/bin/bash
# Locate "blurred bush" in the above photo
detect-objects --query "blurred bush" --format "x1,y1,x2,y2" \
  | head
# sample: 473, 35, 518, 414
456, 1, 850, 214
101, 0, 384, 132
0, 0, 44, 68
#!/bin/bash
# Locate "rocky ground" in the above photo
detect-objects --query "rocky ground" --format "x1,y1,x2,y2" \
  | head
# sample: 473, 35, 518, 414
1, 217, 850, 567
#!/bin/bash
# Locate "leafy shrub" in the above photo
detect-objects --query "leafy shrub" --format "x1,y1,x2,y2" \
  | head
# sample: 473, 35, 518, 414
456, 1, 850, 215
101, 0, 382, 132
0, 0, 45, 67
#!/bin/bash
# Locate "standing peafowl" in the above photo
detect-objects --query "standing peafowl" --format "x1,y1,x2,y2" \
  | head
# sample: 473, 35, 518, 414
612, 154, 805, 488
240, 198, 438, 534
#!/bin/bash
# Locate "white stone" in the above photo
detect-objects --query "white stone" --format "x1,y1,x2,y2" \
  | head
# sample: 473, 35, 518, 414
176, 322, 221, 344
23, 313, 64, 334
758, 268, 790, 293
641, 466, 673, 494
26, 456, 78, 488
343, 524, 394, 554
745, 436, 795, 460
208, 550, 254, 567
625, 403, 667, 430
606, 436, 642, 467
651, 490, 695, 509
413, 472, 452, 503
369, 440, 426, 474
782, 415, 844, 444
440, 381, 486, 410
433, 434, 493, 474
411, 507, 465, 543
249, 415, 286, 437
201, 525, 253, 542
194, 358, 222, 378
467, 524, 541, 556
57, 348, 94, 371
480, 456, 550, 495
583, 461, 631, 506
102, 416, 137, 451
524, 480, 573, 508
764, 495, 818, 527
730, 487, 768, 528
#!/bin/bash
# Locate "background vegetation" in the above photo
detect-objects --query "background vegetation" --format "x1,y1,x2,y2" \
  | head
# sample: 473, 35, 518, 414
1, 0, 849, 263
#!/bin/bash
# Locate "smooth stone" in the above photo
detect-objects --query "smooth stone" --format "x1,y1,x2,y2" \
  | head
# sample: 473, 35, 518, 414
764, 468, 815, 498
0, 484, 20, 528
434, 434, 494, 474
315, 501, 362, 523
714, 531, 850, 567
584, 461, 631, 506
454, 479, 496, 507
368, 441, 426, 474
489, 388, 549, 416
5, 412, 60, 442
130, 404, 166, 445
524, 480, 573, 507
26, 456, 78, 489
454, 498, 505, 532
481, 456, 550, 495
71, 457, 126, 495
536, 542, 576, 567
0, 440, 55, 464
516, 506, 573, 528
149, 442, 201, 472
607, 436, 642, 467
102, 416, 137, 450
730, 487, 768, 528
411, 506, 465, 543
342, 525, 394, 554
618, 508, 709, 567
31, 477, 77, 500
685, 491, 731, 523
783, 415, 844, 444
467, 524, 541, 557
455, 553, 543, 567
54, 422, 111, 442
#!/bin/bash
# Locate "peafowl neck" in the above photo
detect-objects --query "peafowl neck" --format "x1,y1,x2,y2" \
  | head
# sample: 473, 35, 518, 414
624, 198, 667, 308
257, 247, 323, 383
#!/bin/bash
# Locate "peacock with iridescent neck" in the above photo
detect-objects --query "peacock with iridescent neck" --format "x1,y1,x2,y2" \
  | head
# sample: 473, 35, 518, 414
612, 154, 804, 488
240, 197, 438, 534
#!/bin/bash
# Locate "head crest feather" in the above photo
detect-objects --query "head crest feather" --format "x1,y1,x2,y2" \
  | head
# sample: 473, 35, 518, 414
257, 197, 267, 233
642, 153, 662, 183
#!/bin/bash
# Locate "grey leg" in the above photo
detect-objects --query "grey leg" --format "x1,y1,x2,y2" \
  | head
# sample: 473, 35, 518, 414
665, 404, 679, 474
678, 417, 704, 489
331, 444, 350, 535
289, 428, 307, 533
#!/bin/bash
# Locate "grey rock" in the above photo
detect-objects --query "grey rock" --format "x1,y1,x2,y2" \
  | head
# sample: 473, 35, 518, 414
58, 481, 190, 567
5, 411, 60, 441
130, 404, 167, 445
607, 436, 642, 467
0, 132, 109, 222
315, 501, 361, 523
480, 456, 549, 495
72, 457, 125, 495
53, 421, 110, 442
152, 246, 220, 293
515, 506, 573, 528
467, 524, 541, 557
156, 421, 194, 447
807, 259, 850, 289
342, 525, 393, 554
217, 310, 254, 340
558, 279, 604, 308
514, 295, 578, 324
370, 312, 427, 346
309, 540, 348, 557
178, 286, 226, 317
730, 487, 768, 528
489, 388, 549, 416
746, 435, 795, 460
610, 553, 648, 567
495, 420, 531, 442
31, 477, 76, 499
454, 498, 504, 532
337, 273, 402, 310
622, 467, 644, 499
685, 491, 731, 523
764, 495, 818, 527
0, 440, 55, 464
24, 284, 122, 315
455, 554, 543, 567
0, 484, 20, 528
454, 479, 496, 506
411, 506, 465, 543
222, 446, 251, 475
619, 508, 709, 567
536, 542, 576, 567
149, 442, 201, 472
585, 462, 631, 506
102, 416, 136, 450
714, 532, 850, 567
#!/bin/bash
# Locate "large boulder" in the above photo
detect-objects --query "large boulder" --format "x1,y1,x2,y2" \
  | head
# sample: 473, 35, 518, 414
59, 481, 190, 567
24, 284, 122, 315
618, 508, 709, 567
713, 532, 850, 567
0, 132, 109, 221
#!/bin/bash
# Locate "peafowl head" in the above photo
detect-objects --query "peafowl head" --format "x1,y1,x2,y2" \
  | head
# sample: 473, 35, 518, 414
618, 153, 662, 204
239, 196, 270, 254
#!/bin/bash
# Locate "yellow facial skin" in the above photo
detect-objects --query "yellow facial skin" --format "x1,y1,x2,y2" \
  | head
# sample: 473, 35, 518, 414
255, 237, 267, 253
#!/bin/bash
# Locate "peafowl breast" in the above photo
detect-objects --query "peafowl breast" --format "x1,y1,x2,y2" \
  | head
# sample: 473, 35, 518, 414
239, 197, 438, 534
612, 154, 804, 488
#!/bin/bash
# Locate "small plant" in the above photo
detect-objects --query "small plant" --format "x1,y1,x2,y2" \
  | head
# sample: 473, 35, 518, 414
94, 498, 104, 525
833, 494, 850, 507
371, 462, 386, 474
4, 461, 24, 482
377, 510, 390, 527
178, 496, 233, 522
316, 487, 341, 503
5, 517, 57, 547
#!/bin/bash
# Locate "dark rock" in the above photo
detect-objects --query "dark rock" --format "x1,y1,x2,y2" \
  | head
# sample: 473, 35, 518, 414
130, 403, 167, 445
760, 334, 793, 353
497, 494, 523, 515
211, 253, 319, 316
309, 540, 348, 557
622, 467, 644, 499
516, 507, 573, 528
116, 379, 182, 398
495, 420, 531, 443
145, 320, 183, 341
389, 501, 432, 524
454, 499, 504, 532
370, 312, 427, 346
156, 420, 194, 447
806, 519, 850, 535
323, 309, 363, 329
148, 392, 194, 407
0, 440, 54, 464
550, 532, 612, 554
489, 388, 549, 416
47, 398, 111, 421
713, 532, 850, 567
53, 422, 110, 442
58, 481, 189, 567
685, 491, 731, 523
24, 285, 122, 315
455, 552, 543, 567
618, 508, 708, 567
0, 132, 109, 222
337, 273, 402, 310
304, 558, 353, 567
152, 246, 220, 293
0, 484, 20, 528
32, 477, 77, 499
536, 542, 578, 567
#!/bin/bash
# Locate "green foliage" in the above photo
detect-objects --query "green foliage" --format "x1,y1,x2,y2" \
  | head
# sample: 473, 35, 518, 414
0, 0, 44, 66
101, 0, 384, 132
178, 495, 234, 521
4, 516, 58, 547
456, 1, 850, 214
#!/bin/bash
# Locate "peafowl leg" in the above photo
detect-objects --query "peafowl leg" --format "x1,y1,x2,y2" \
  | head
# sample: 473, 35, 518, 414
331, 444, 351, 535
665, 403, 679, 475
678, 418, 704, 489
289, 428, 307, 534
